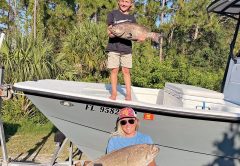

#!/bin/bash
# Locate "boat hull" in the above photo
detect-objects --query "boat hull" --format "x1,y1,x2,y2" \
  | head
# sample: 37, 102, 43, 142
27, 94, 240, 166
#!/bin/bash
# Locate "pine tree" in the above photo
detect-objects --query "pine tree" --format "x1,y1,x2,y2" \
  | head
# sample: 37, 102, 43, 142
0, 0, 13, 31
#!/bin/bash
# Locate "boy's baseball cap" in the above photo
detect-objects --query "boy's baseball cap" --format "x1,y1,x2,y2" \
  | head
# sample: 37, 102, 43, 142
118, 107, 137, 120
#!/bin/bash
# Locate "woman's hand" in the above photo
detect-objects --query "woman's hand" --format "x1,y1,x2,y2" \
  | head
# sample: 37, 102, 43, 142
108, 25, 115, 38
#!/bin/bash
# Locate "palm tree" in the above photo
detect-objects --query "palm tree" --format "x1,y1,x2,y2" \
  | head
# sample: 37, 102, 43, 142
0, 33, 55, 83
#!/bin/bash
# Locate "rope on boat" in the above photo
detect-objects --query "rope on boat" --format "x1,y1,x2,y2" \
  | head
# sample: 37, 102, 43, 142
0, 84, 26, 100
0, 84, 14, 100
13, 92, 26, 96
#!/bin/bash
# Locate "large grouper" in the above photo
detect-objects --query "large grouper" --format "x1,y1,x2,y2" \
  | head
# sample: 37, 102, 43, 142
109, 22, 162, 43
85, 144, 160, 166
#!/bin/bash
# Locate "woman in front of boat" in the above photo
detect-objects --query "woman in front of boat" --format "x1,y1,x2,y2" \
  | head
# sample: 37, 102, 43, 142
106, 107, 156, 166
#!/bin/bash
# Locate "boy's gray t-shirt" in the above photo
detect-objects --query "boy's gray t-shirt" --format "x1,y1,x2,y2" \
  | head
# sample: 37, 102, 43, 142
106, 10, 136, 54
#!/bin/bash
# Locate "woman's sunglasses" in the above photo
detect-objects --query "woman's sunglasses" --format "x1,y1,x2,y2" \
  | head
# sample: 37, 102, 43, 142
120, 119, 135, 126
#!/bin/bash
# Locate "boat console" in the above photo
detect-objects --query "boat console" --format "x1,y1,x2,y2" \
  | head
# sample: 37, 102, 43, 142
223, 57, 240, 105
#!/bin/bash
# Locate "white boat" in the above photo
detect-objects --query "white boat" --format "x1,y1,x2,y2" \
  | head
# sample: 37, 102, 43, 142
13, 0, 240, 165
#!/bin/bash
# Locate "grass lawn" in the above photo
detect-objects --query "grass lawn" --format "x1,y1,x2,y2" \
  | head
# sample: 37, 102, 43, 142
0, 120, 85, 164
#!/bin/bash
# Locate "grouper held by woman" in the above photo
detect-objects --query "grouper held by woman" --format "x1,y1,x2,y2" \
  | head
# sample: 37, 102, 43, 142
109, 22, 162, 43
85, 144, 160, 166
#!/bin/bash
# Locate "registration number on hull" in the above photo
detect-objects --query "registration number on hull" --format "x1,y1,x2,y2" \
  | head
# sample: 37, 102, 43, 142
85, 104, 119, 115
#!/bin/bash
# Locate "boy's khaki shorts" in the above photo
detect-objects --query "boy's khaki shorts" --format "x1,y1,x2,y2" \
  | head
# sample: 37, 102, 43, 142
107, 52, 132, 69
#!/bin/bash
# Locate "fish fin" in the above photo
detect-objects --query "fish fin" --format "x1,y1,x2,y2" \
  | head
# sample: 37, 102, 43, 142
84, 160, 94, 166
126, 33, 133, 39
118, 32, 125, 37
149, 33, 163, 44
109, 28, 125, 37
85, 161, 103, 166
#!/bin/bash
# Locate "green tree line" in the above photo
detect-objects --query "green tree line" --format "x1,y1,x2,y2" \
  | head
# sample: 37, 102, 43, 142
0, 0, 239, 124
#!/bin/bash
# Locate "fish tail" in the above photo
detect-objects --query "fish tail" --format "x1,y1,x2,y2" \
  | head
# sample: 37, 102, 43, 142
149, 33, 163, 43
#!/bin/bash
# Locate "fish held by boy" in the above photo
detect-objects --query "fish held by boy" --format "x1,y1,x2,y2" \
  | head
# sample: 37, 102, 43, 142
86, 144, 160, 166
109, 22, 162, 43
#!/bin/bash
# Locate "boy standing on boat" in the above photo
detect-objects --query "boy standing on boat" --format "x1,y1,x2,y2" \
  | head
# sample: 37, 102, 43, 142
106, 0, 146, 101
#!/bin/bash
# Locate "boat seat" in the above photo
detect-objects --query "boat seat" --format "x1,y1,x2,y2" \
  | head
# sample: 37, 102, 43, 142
163, 83, 225, 110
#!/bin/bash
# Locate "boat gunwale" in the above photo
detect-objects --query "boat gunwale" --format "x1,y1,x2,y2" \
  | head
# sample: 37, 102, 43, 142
13, 86, 240, 123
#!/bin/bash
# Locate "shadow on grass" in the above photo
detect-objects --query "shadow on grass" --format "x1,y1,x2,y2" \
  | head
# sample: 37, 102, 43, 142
4, 124, 82, 163
3, 122, 21, 142
12, 126, 58, 162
